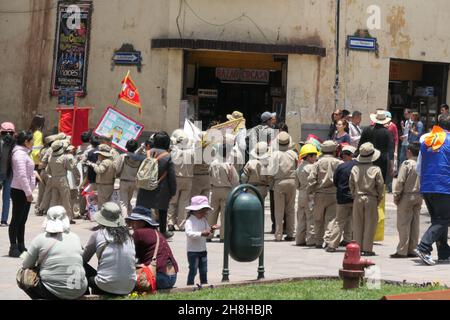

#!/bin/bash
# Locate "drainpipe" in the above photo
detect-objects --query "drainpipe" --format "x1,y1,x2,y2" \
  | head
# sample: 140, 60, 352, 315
334, 0, 341, 110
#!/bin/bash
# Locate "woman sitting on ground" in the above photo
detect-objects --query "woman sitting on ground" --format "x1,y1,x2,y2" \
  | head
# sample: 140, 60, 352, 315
126, 206, 179, 290
20, 206, 88, 300
83, 202, 136, 296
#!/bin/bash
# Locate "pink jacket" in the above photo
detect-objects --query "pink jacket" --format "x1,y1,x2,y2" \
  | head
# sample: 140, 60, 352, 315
11, 145, 36, 197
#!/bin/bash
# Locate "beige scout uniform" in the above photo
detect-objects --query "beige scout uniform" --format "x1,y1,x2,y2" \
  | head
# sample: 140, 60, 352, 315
295, 161, 315, 246
268, 148, 298, 241
167, 146, 194, 230
393, 158, 422, 256
36, 146, 52, 213
241, 158, 269, 200
307, 155, 343, 247
208, 159, 239, 240
92, 158, 116, 208
47, 151, 76, 221
191, 163, 211, 198
116, 153, 143, 216
349, 164, 384, 253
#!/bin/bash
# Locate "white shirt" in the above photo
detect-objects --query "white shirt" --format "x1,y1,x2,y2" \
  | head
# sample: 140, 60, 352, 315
185, 215, 211, 252
349, 122, 362, 148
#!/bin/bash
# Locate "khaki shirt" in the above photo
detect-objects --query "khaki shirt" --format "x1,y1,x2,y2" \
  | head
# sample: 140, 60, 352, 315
193, 163, 210, 176
171, 146, 194, 178
268, 150, 297, 184
47, 154, 75, 178
209, 160, 239, 188
296, 161, 314, 192
40, 147, 52, 170
92, 158, 116, 185
393, 158, 420, 201
307, 155, 343, 194
349, 163, 384, 201
241, 159, 269, 187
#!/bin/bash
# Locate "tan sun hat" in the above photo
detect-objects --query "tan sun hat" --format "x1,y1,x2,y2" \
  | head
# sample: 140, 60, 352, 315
357, 142, 381, 163
321, 140, 337, 153
370, 110, 391, 125
95, 144, 112, 157
94, 202, 125, 228
171, 129, 190, 146
250, 141, 269, 160
51, 140, 67, 156
226, 111, 244, 121
342, 145, 357, 154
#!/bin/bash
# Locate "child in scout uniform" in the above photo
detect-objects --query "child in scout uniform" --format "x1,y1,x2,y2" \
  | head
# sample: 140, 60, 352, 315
65, 144, 80, 218
326, 145, 357, 252
191, 132, 211, 199
208, 134, 240, 241
241, 141, 270, 201
86, 144, 116, 208
268, 132, 298, 242
167, 129, 195, 231
307, 141, 343, 248
47, 140, 76, 224
295, 143, 319, 246
116, 139, 145, 216
391, 142, 422, 258
349, 142, 384, 256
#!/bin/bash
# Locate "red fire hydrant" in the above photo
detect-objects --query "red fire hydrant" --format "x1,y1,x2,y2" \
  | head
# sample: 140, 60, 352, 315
339, 241, 375, 290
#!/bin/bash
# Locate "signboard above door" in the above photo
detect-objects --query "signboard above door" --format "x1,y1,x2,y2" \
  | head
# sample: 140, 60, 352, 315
215, 68, 269, 84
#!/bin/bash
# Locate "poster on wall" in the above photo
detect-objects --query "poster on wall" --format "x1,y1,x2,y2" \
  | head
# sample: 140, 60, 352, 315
94, 106, 144, 152
51, 1, 93, 96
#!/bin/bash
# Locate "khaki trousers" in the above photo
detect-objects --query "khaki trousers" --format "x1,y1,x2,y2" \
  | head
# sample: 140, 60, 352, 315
191, 175, 211, 198
274, 179, 296, 240
119, 180, 136, 216
97, 184, 114, 209
254, 186, 268, 202
296, 190, 315, 245
167, 176, 193, 229
208, 187, 230, 240
48, 176, 73, 220
313, 193, 337, 246
353, 195, 379, 253
396, 194, 423, 256
328, 203, 353, 249
36, 171, 49, 210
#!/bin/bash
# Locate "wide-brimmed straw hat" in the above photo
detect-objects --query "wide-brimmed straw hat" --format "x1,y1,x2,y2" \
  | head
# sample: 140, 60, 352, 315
94, 202, 125, 228
357, 142, 381, 163
250, 141, 269, 160
125, 206, 159, 227
186, 196, 213, 211
226, 111, 244, 121
95, 144, 112, 157
277, 132, 292, 150
43, 206, 70, 233
370, 110, 391, 125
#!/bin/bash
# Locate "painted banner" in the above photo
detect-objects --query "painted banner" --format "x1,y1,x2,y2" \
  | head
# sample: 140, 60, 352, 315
94, 106, 144, 152
51, 1, 92, 96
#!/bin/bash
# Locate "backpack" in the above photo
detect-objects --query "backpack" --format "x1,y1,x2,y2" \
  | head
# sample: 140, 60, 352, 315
136, 151, 169, 191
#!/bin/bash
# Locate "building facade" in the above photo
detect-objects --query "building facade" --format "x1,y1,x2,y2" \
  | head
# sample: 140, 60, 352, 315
1, 0, 450, 142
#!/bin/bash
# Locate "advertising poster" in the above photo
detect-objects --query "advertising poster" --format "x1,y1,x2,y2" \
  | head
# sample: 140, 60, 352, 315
51, 1, 92, 96
94, 106, 144, 152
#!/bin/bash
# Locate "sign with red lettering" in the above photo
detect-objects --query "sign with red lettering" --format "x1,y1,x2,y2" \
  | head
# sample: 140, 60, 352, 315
215, 68, 269, 83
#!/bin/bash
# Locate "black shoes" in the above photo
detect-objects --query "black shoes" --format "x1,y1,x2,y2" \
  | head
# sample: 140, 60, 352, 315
390, 253, 407, 259
9, 244, 21, 258
167, 225, 175, 232
339, 241, 351, 247
284, 236, 295, 242
18, 243, 27, 253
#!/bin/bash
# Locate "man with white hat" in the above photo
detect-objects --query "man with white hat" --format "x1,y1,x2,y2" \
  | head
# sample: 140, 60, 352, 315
268, 132, 297, 241
326, 145, 357, 252
349, 142, 384, 256
46, 140, 76, 224
307, 141, 343, 248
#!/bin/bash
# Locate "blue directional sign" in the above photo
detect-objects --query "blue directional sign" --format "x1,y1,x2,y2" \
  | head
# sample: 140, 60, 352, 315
347, 36, 377, 51
113, 51, 142, 65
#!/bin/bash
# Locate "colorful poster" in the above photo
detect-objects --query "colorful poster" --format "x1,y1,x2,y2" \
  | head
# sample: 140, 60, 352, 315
94, 106, 144, 152
51, 1, 92, 96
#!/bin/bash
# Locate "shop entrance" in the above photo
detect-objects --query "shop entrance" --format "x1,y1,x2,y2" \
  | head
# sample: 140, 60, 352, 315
388, 59, 449, 131
183, 51, 287, 130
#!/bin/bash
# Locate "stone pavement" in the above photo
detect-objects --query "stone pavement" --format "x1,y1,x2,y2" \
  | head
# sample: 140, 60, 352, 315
1, 187, 449, 300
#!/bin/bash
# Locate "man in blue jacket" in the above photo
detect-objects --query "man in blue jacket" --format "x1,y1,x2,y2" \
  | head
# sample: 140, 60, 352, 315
416, 114, 450, 265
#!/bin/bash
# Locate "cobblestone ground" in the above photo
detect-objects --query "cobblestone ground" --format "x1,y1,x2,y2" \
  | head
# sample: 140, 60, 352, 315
0, 184, 448, 300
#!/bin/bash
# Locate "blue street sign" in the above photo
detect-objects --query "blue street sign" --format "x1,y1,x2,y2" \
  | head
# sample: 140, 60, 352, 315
347, 36, 377, 51
113, 51, 142, 65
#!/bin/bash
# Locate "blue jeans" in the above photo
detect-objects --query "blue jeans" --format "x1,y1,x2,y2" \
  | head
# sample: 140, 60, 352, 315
156, 272, 177, 289
399, 145, 408, 167
1, 177, 11, 223
187, 251, 208, 285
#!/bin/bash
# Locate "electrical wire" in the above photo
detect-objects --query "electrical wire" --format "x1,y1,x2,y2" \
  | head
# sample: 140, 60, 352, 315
0, 2, 57, 14
176, 0, 183, 39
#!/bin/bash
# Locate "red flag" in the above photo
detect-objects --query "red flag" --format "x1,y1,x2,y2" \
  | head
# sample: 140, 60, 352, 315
118, 71, 142, 114
58, 108, 90, 147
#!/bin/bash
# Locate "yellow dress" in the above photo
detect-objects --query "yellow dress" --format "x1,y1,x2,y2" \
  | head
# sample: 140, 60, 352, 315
31, 130, 43, 165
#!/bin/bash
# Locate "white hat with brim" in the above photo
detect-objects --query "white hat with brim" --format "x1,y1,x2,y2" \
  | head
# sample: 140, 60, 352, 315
43, 206, 70, 233
357, 143, 381, 163
94, 202, 125, 228
186, 196, 214, 211
342, 145, 357, 154
370, 110, 391, 125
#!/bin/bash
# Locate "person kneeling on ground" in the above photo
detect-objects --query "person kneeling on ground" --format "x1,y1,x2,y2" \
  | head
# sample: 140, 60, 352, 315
83, 202, 136, 296
19, 206, 88, 300
126, 206, 179, 290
